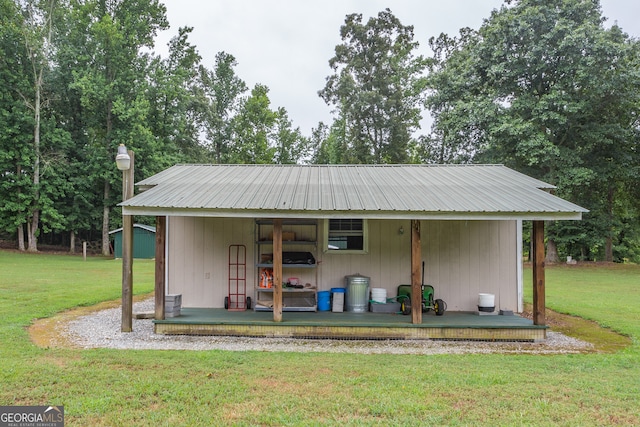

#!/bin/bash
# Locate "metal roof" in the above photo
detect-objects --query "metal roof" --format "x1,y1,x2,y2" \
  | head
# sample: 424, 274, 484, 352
121, 164, 587, 220
108, 224, 156, 235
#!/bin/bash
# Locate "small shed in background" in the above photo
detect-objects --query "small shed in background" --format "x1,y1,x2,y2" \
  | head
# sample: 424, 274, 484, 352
110, 224, 156, 259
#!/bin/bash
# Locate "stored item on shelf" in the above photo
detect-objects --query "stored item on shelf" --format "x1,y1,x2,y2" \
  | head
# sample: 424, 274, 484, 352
259, 269, 273, 288
282, 251, 316, 265
267, 231, 296, 241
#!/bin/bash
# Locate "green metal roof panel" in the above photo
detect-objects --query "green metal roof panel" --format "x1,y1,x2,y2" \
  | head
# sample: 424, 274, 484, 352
125, 164, 587, 220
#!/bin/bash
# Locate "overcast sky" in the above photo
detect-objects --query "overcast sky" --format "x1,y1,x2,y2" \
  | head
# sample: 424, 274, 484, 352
154, 0, 640, 137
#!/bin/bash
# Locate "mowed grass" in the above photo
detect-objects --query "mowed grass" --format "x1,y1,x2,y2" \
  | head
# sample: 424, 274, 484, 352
524, 263, 640, 337
1, 250, 639, 426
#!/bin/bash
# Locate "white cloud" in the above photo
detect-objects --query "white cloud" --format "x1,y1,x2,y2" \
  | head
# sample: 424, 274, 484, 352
155, 0, 640, 137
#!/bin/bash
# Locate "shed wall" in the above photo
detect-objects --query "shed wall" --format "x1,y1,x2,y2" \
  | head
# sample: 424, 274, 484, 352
166, 217, 519, 311
112, 227, 156, 259
422, 220, 518, 312
318, 219, 411, 292
167, 217, 255, 308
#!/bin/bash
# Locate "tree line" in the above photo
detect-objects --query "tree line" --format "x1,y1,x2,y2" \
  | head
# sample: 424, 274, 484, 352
1, 0, 638, 263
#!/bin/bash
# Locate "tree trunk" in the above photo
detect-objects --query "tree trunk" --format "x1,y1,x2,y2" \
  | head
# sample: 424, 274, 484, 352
103, 71, 114, 257
27, 67, 42, 253
17, 225, 25, 251
70, 230, 76, 254
27, 210, 39, 252
545, 238, 560, 264
102, 180, 111, 256
605, 237, 613, 262
605, 185, 615, 262
16, 162, 26, 252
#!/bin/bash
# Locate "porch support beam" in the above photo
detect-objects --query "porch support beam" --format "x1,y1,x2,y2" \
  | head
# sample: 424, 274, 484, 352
154, 215, 166, 320
532, 220, 546, 326
272, 219, 283, 322
411, 220, 422, 324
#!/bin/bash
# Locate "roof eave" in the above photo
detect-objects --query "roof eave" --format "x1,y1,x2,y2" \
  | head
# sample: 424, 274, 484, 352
122, 206, 583, 221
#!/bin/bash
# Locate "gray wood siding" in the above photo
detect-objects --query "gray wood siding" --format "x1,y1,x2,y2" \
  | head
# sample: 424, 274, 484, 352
166, 217, 519, 311
423, 220, 518, 312
167, 217, 255, 308
318, 219, 411, 292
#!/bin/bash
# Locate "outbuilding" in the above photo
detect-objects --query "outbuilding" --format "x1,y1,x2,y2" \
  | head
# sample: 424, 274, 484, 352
120, 164, 587, 340
110, 224, 156, 259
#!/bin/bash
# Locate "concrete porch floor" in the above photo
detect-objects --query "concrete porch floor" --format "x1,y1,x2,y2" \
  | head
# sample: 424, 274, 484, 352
154, 308, 547, 341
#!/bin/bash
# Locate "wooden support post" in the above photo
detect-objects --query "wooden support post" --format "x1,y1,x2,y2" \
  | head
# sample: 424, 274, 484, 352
411, 220, 422, 324
121, 213, 133, 332
532, 220, 546, 326
155, 216, 166, 320
121, 150, 134, 332
272, 219, 283, 322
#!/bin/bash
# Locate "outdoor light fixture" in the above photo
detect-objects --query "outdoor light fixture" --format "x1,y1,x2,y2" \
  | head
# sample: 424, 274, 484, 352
115, 144, 131, 170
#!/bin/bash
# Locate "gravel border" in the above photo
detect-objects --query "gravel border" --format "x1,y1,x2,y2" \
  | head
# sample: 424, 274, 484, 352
62, 298, 594, 355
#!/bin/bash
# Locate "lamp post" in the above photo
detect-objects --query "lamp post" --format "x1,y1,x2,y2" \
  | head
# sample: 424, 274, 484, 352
116, 144, 134, 332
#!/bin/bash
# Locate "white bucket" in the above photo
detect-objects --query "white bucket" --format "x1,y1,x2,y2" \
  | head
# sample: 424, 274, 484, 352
371, 288, 387, 303
478, 293, 495, 312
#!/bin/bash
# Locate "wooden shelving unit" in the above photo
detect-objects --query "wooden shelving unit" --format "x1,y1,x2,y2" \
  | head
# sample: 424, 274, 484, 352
254, 220, 318, 312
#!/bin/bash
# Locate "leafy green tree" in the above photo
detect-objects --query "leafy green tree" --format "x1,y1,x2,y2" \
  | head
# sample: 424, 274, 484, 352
43, 0, 97, 250
198, 51, 247, 163
426, 0, 640, 261
273, 108, 309, 164
2, 0, 75, 252
231, 84, 278, 164
319, 8, 428, 164
309, 122, 330, 164
62, 0, 168, 255
146, 26, 205, 166
309, 119, 351, 164
424, 28, 486, 164
9, 0, 59, 252
0, 0, 33, 250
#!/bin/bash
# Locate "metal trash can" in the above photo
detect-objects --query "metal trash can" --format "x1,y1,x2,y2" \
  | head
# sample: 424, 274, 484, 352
345, 274, 370, 312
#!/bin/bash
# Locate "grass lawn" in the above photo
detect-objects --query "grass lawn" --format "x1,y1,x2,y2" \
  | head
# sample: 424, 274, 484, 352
1, 250, 639, 426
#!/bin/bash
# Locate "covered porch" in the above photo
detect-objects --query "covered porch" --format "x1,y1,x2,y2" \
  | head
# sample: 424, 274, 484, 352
119, 164, 587, 341
153, 308, 546, 341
